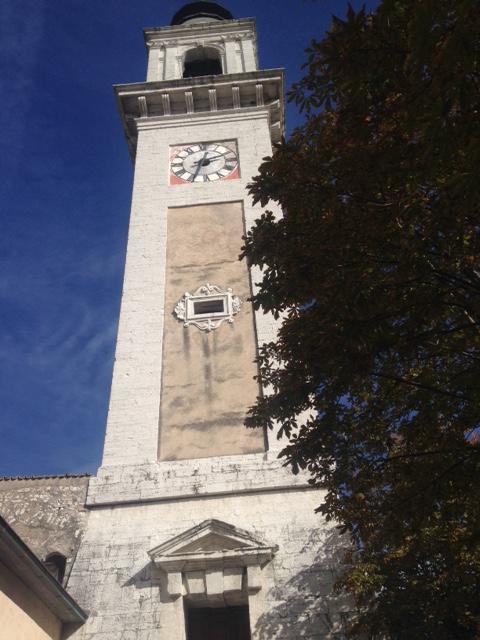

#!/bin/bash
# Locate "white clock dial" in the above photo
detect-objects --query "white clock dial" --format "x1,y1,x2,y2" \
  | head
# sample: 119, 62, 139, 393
171, 142, 239, 183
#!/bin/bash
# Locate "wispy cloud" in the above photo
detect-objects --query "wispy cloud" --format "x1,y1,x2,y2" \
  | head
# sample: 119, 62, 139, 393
0, 0, 47, 170
0, 226, 123, 475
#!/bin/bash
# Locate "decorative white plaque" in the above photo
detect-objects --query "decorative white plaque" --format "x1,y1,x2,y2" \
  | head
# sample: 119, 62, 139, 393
174, 283, 242, 332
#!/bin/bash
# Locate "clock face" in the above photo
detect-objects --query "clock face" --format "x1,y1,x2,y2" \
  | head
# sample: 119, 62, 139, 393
170, 141, 239, 184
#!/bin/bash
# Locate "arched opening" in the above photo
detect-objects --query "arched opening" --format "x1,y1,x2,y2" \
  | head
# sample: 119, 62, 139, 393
183, 46, 222, 78
44, 552, 67, 584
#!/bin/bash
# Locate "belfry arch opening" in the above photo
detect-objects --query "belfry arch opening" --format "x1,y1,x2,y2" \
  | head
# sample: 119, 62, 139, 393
183, 46, 223, 78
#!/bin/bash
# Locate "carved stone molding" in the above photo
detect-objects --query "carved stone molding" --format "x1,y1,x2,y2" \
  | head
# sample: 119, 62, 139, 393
137, 96, 148, 117
222, 32, 251, 42
148, 519, 278, 598
148, 40, 170, 49
208, 88, 218, 111
174, 283, 242, 332
161, 93, 171, 116
232, 86, 241, 109
184, 91, 194, 114
255, 84, 264, 107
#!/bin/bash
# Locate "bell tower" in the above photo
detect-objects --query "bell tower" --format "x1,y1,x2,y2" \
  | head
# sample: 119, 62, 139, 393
67, 4, 347, 639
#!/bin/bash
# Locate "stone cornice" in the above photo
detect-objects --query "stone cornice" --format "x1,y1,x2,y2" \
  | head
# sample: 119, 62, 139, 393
86, 452, 315, 507
114, 69, 285, 161
114, 69, 283, 95
143, 18, 256, 50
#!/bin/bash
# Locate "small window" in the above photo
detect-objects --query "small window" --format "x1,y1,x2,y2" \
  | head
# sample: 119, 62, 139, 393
44, 553, 67, 584
183, 46, 222, 78
189, 294, 228, 320
193, 298, 225, 316
174, 284, 242, 332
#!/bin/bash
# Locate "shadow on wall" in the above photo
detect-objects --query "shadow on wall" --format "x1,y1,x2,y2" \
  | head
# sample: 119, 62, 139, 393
255, 528, 357, 640
122, 527, 360, 639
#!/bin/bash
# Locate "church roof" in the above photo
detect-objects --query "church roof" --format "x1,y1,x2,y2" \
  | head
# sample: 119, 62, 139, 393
0, 514, 87, 624
0, 473, 90, 482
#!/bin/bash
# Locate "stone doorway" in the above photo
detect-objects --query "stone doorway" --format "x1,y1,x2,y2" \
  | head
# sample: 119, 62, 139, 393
148, 519, 278, 640
186, 605, 251, 640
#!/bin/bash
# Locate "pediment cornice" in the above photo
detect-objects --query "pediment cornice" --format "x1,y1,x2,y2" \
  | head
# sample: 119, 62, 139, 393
148, 519, 277, 572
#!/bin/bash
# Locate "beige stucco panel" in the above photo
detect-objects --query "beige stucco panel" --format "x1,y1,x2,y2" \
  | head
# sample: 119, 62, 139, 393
159, 201, 264, 460
0, 560, 62, 640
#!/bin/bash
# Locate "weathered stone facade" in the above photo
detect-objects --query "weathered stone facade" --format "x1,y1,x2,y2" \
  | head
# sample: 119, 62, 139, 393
0, 475, 89, 582
68, 487, 352, 640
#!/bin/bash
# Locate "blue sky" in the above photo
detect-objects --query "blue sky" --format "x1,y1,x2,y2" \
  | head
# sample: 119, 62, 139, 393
0, 0, 376, 477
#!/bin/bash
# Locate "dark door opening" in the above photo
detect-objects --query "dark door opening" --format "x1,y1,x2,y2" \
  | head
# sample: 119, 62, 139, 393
186, 605, 251, 640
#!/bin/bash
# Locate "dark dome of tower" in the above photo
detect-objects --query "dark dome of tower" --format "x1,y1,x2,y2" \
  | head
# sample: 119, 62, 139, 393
171, 2, 233, 26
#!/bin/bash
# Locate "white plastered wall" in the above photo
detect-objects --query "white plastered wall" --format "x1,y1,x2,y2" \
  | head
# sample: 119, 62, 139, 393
67, 488, 351, 640
101, 109, 281, 473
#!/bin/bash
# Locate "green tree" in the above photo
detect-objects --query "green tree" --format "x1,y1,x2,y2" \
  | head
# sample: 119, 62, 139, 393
242, 1, 480, 637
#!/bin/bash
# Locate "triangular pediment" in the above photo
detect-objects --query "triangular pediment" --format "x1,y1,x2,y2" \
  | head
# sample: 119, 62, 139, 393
148, 519, 269, 561
176, 532, 249, 554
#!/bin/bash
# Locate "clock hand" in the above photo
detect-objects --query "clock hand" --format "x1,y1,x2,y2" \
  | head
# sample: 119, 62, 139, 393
207, 150, 235, 160
192, 151, 234, 165
192, 150, 208, 180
